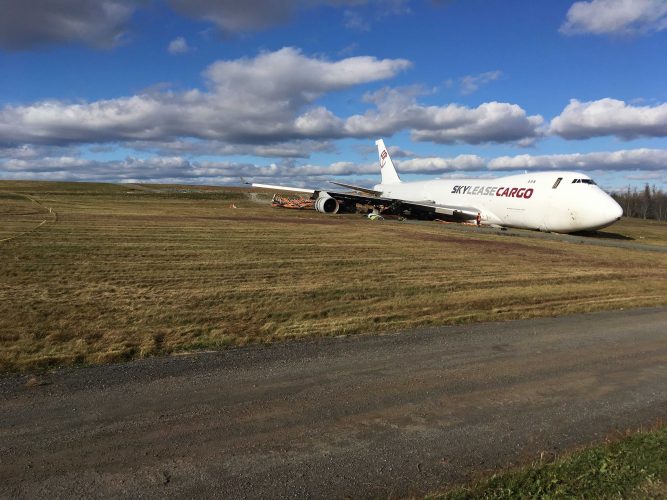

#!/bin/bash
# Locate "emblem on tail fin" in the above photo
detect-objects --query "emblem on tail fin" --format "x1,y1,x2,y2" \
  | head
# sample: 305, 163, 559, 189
376, 138, 401, 185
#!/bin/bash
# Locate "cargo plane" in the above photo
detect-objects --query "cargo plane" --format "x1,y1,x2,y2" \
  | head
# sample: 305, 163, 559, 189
252, 139, 623, 233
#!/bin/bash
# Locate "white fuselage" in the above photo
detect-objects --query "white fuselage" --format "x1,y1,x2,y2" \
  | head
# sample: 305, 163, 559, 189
374, 171, 623, 233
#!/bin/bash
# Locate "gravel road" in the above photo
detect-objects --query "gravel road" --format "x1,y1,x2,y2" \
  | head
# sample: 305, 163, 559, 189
2, 307, 666, 498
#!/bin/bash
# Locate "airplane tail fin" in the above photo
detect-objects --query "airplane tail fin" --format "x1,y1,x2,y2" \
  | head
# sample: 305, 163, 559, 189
375, 139, 401, 185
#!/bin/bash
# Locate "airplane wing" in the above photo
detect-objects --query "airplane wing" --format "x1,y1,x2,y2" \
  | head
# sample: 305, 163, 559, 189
249, 139, 482, 221
323, 190, 480, 218
251, 182, 480, 219
249, 182, 315, 194
328, 181, 383, 196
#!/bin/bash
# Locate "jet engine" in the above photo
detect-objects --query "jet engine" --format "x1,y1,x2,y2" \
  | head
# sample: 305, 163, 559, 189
314, 193, 340, 214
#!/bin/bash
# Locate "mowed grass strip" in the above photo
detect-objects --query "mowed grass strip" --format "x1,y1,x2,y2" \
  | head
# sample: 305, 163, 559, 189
607, 216, 667, 247
1, 181, 666, 372
0, 192, 52, 240
430, 425, 667, 499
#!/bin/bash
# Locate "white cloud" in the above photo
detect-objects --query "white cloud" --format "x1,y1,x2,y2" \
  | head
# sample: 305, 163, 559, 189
396, 155, 485, 173
0, 47, 410, 146
459, 70, 502, 95
561, 0, 667, 36
168, 36, 190, 54
125, 139, 334, 158
488, 148, 667, 172
203, 47, 410, 99
0, 42, 542, 150
344, 87, 544, 144
409, 102, 544, 145
294, 107, 344, 136
0, 152, 481, 184
3, 147, 665, 187
385, 145, 416, 158
0, 153, 376, 184
0, 0, 138, 50
550, 98, 667, 140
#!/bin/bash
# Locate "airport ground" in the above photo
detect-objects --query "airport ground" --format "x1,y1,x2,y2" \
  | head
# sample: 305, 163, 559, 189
0, 181, 666, 372
1, 181, 666, 497
1, 307, 666, 498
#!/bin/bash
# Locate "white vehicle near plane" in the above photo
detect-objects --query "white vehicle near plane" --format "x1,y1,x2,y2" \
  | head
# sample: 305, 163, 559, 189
252, 139, 623, 233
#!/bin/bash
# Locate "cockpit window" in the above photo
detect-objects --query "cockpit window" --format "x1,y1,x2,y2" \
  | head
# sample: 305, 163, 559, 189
572, 178, 596, 185
552, 177, 562, 189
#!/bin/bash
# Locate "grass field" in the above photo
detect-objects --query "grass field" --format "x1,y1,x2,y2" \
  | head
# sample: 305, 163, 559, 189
432, 424, 667, 499
1, 180, 666, 372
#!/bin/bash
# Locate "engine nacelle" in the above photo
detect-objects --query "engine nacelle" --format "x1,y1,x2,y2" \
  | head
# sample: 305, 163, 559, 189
314, 193, 339, 214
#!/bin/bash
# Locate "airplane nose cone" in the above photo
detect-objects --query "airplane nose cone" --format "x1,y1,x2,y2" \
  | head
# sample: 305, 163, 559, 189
609, 198, 623, 220
587, 193, 623, 230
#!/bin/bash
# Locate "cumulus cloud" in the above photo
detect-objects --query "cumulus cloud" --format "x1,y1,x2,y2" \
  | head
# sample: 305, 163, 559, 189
202, 48, 409, 101
397, 155, 485, 173
4, 46, 627, 155
409, 102, 543, 145
126, 139, 334, 158
550, 98, 667, 140
167, 36, 190, 54
0, 152, 377, 184
488, 148, 667, 172
0, 0, 138, 50
385, 145, 416, 158
0, 63, 543, 150
0, 48, 410, 146
294, 107, 345, 136
561, 0, 667, 36
459, 70, 502, 95
3, 146, 666, 186
343, 87, 544, 144
0, 154, 204, 183
0, 150, 480, 184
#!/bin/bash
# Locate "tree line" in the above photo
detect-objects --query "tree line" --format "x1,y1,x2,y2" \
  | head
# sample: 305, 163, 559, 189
611, 184, 667, 221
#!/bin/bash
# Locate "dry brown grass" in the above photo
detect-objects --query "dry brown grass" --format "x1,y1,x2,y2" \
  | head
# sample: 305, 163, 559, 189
605, 216, 667, 247
1, 181, 666, 372
0, 192, 54, 241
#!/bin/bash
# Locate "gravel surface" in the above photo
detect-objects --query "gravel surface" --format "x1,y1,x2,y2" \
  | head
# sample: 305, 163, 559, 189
1, 307, 666, 499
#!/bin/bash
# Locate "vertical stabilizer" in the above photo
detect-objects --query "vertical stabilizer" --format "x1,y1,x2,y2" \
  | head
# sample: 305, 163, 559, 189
375, 139, 401, 185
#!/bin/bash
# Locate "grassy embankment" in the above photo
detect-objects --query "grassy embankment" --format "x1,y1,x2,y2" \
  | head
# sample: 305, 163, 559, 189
1, 180, 666, 372
431, 425, 667, 499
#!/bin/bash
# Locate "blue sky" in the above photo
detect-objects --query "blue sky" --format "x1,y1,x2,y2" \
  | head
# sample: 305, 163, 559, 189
0, 0, 666, 190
